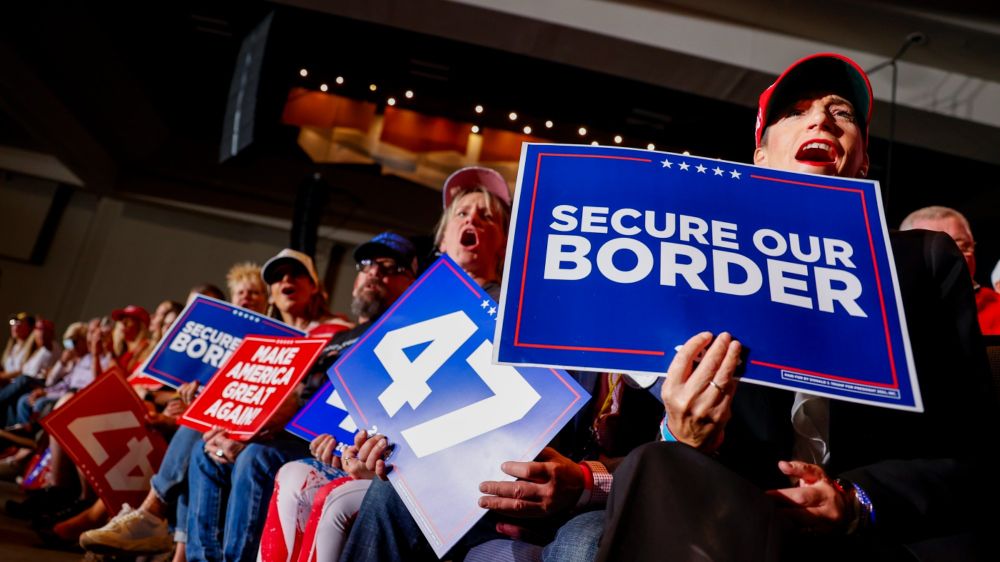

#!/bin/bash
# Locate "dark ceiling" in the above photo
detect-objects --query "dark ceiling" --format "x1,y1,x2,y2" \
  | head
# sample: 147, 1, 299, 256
2, 0, 1000, 283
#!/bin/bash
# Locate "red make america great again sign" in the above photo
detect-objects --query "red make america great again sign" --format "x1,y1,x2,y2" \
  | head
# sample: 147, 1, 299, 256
180, 336, 329, 440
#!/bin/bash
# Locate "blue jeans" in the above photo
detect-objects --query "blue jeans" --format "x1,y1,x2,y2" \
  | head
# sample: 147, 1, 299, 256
186, 438, 308, 562
16, 393, 56, 425
0, 375, 41, 426
339, 479, 603, 562
541, 510, 604, 561
150, 426, 202, 540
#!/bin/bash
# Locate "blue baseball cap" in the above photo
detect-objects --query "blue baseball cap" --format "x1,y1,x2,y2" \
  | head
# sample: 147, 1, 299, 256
353, 232, 418, 273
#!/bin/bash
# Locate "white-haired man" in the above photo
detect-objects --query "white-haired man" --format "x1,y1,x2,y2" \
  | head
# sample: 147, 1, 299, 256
900, 206, 1000, 335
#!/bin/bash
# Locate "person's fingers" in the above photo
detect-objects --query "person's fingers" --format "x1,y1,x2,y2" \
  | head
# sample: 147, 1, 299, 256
353, 429, 369, 448
358, 435, 379, 462
499, 461, 548, 482
309, 434, 329, 457
364, 438, 388, 472
318, 438, 338, 465
494, 522, 531, 541
202, 427, 223, 443
711, 340, 742, 395
477, 495, 545, 517
778, 461, 824, 484
374, 459, 390, 481
686, 333, 732, 391
665, 332, 713, 390
479, 480, 543, 501
358, 435, 388, 462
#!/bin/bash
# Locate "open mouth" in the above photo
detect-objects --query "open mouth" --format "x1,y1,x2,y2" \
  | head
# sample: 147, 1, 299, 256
280, 285, 296, 296
795, 140, 837, 165
460, 229, 479, 248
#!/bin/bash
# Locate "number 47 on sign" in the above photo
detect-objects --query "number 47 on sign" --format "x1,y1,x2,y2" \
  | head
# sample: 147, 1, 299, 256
329, 256, 588, 558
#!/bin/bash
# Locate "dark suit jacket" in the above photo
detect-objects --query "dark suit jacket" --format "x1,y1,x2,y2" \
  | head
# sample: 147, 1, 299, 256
718, 229, 996, 545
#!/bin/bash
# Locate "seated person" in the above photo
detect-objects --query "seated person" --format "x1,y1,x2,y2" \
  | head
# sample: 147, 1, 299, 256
597, 53, 996, 562
0, 317, 60, 427
79, 265, 272, 558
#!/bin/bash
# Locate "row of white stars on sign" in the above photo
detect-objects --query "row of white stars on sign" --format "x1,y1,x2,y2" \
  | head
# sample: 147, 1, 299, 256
480, 299, 498, 317
231, 309, 262, 322
661, 158, 741, 179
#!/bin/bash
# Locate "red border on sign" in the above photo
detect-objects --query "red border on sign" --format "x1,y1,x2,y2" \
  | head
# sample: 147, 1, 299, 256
179, 335, 331, 439
510, 152, 898, 389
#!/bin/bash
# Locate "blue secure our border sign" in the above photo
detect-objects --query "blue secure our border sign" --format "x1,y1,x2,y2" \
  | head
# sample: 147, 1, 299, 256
137, 295, 306, 388
494, 143, 921, 412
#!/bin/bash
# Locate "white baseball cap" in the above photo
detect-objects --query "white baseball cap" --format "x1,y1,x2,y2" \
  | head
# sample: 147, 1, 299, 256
261, 248, 320, 286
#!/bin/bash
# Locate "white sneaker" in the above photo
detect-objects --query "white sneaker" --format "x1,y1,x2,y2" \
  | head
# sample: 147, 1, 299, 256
79, 503, 173, 554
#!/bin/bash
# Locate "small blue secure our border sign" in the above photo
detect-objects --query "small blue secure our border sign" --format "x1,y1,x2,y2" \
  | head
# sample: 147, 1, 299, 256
494, 143, 921, 412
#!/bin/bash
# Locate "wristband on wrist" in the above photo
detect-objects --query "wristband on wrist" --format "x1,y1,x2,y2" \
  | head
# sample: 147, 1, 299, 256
575, 461, 594, 509
659, 414, 677, 442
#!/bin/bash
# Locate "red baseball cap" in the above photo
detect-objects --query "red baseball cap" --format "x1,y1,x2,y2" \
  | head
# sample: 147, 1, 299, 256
442, 166, 511, 209
112, 305, 150, 327
755, 53, 872, 148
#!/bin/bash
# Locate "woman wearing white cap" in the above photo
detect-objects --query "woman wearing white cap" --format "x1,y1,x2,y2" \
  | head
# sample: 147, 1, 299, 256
174, 248, 353, 562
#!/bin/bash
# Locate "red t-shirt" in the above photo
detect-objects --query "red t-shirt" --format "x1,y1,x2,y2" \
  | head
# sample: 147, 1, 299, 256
307, 315, 354, 338
975, 286, 1000, 335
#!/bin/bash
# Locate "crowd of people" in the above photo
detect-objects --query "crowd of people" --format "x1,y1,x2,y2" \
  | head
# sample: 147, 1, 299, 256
1, 52, 997, 562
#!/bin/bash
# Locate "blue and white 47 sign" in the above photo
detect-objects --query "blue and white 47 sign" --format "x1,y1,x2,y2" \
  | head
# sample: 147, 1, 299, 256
285, 381, 357, 455
330, 256, 588, 558
496, 143, 921, 412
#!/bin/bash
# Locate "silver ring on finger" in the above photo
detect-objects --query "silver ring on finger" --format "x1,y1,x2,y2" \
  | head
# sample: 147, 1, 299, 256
708, 379, 724, 393
215, 449, 225, 458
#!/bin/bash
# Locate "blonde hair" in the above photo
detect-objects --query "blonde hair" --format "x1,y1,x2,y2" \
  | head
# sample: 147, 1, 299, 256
226, 262, 265, 296
62, 321, 87, 341
433, 187, 511, 279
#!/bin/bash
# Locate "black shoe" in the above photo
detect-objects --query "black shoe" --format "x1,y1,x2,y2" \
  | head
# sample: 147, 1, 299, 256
30, 497, 92, 529
5, 486, 76, 519
34, 525, 84, 553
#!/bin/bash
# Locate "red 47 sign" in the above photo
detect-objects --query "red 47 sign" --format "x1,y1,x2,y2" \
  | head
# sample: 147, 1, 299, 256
41, 366, 167, 515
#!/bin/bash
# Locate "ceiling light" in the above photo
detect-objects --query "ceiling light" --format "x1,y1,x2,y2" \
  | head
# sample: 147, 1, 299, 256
523, 126, 532, 134
545, 120, 554, 128
369, 84, 377, 92
647, 143, 655, 150
591, 141, 599, 145
471, 125, 480, 134
387, 97, 396, 106
299, 68, 308, 77
508, 112, 518, 121
404, 90, 414, 99
319, 83, 328, 92
475, 105, 484, 114
335, 76, 344, 85
578, 127, 587, 136
614, 135, 623, 144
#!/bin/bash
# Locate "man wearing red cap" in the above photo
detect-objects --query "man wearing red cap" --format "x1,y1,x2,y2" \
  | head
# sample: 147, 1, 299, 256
596, 54, 994, 561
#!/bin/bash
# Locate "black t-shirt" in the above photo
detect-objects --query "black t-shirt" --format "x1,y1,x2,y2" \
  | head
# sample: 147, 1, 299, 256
298, 321, 371, 405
